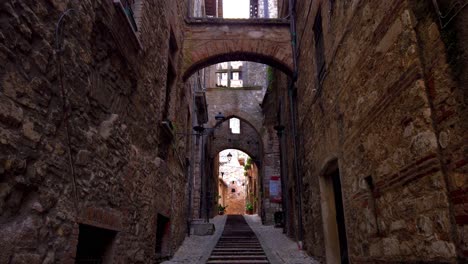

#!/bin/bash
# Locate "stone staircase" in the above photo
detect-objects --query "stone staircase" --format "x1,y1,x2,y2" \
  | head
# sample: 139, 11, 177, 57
207, 215, 269, 264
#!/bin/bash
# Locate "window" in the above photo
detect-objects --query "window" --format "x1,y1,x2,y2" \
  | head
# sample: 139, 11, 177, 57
163, 30, 178, 119
121, 0, 138, 31
313, 8, 326, 84
231, 188, 236, 193
75, 224, 117, 264
159, 30, 178, 160
112, 0, 142, 49
222, 73, 228, 80
250, 0, 259, 18
229, 118, 240, 134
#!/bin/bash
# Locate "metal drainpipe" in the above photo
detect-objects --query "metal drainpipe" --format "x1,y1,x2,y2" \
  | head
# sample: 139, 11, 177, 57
200, 130, 206, 220
278, 123, 289, 234
186, 77, 197, 236
288, 0, 304, 247
263, 0, 269, 18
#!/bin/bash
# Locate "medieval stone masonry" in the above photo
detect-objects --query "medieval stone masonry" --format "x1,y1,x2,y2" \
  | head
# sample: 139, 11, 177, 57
0, 0, 466, 264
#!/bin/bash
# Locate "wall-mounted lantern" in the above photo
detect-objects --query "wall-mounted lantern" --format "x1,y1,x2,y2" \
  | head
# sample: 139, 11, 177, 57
215, 112, 225, 121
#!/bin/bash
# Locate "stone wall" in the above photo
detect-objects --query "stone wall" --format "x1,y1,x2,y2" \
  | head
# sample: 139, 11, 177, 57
418, 1, 468, 259
260, 88, 283, 225
205, 87, 264, 130
262, 69, 297, 234
244, 62, 268, 89
0, 0, 193, 262
210, 118, 261, 160
272, 0, 467, 262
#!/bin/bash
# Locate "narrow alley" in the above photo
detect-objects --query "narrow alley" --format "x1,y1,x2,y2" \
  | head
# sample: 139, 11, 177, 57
0, 0, 467, 264
163, 214, 317, 264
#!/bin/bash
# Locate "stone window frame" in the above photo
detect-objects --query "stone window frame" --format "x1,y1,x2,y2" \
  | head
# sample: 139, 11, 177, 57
113, 0, 144, 44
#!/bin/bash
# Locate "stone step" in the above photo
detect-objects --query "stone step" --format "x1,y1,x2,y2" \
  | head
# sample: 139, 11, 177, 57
216, 244, 261, 247
207, 215, 270, 264
207, 260, 270, 264
214, 248, 263, 251
209, 255, 268, 260
210, 252, 266, 256
213, 250, 263, 252
215, 244, 261, 247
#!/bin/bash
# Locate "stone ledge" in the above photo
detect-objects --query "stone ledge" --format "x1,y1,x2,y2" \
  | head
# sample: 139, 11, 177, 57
190, 220, 216, 236
185, 17, 290, 26
206, 86, 263, 91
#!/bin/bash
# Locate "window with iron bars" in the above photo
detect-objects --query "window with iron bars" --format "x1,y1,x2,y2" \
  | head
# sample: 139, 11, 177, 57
121, 0, 138, 32
250, 0, 259, 18
313, 8, 326, 84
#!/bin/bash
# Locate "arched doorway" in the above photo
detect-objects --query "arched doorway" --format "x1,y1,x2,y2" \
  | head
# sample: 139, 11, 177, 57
216, 149, 260, 216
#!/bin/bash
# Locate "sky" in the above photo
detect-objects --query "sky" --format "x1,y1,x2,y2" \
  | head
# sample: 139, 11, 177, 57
223, 0, 250, 18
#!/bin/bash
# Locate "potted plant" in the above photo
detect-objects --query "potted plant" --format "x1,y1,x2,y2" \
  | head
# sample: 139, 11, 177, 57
218, 204, 227, 215
245, 202, 254, 215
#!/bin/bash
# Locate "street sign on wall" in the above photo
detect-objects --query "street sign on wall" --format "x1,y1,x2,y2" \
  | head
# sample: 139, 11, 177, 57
269, 176, 282, 203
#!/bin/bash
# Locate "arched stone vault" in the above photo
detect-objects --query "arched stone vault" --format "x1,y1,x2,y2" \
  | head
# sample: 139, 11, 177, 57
209, 117, 263, 162
205, 87, 264, 135
182, 18, 293, 80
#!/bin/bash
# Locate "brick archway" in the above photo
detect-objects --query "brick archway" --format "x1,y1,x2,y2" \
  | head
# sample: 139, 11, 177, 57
182, 19, 293, 81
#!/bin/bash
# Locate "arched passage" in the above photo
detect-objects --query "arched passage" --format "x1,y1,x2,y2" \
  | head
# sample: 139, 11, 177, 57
209, 116, 263, 160
206, 117, 264, 217
182, 19, 293, 81
216, 149, 254, 215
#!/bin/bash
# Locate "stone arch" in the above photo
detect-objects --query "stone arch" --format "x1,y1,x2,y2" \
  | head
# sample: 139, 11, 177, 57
182, 20, 293, 81
214, 148, 257, 164
209, 116, 263, 161
206, 93, 264, 133
183, 52, 292, 81
213, 114, 261, 135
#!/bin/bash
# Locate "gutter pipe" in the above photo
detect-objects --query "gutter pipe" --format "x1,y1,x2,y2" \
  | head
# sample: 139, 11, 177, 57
288, 0, 303, 248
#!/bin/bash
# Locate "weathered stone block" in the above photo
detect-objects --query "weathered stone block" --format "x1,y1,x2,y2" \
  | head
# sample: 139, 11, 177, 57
191, 222, 215, 236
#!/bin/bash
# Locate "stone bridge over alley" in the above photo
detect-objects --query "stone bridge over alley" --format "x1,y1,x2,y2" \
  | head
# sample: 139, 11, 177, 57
182, 18, 293, 80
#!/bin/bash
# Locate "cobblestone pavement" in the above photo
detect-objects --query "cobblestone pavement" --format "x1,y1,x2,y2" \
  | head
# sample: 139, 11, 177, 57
162, 215, 227, 264
163, 214, 319, 264
244, 215, 320, 264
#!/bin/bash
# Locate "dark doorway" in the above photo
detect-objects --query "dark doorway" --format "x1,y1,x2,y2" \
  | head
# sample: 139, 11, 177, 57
155, 214, 171, 259
331, 169, 349, 264
75, 224, 117, 264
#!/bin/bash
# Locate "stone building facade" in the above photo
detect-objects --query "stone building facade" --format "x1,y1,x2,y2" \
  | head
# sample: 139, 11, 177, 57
198, 87, 282, 224
265, 0, 467, 263
0, 0, 195, 263
1, 0, 467, 263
